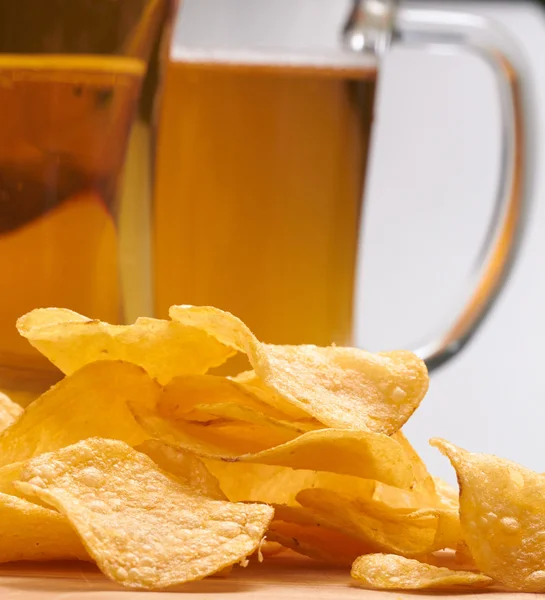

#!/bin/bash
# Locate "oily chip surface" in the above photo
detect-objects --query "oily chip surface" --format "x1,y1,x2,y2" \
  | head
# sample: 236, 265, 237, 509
432, 437, 545, 592
0, 361, 159, 467
170, 305, 429, 433
351, 553, 493, 590
233, 428, 414, 487
135, 439, 226, 500
0, 391, 23, 433
160, 374, 301, 422
267, 518, 371, 566
17, 308, 234, 383
138, 411, 414, 488
0, 491, 88, 562
297, 487, 455, 557
15, 438, 274, 590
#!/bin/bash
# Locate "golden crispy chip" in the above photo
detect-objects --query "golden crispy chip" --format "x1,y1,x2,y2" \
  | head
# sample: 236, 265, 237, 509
418, 548, 479, 573
160, 375, 319, 446
170, 305, 428, 433
204, 460, 381, 506
139, 408, 413, 488
189, 402, 316, 437
369, 488, 461, 551
135, 440, 226, 500
169, 305, 250, 352
205, 462, 321, 504
433, 476, 459, 509
367, 484, 461, 550
0, 461, 56, 510
0, 461, 22, 494
0, 391, 23, 432
356, 438, 461, 550
161, 375, 304, 423
434, 508, 462, 551
204, 418, 301, 451
455, 541, 475, 565
366, 433, 438, 512
271, 504, 375, 564
17, 308, 235, 383
229, 370, 310, 420
134, 408, 294, 456
253, 345, 428, 434
0, 492, 88, 562
392, 432, 437, 500
205, 458, 459, 552
232, 429, 414, 487
267, 520, 371, 566
351, 553, 492, 590
0, 361, 159, 467
258, 540, 286, 557
432, 438, 545, 592
15, 438, 274, 589
198, 417, 303, 449
297, 488, 450, 556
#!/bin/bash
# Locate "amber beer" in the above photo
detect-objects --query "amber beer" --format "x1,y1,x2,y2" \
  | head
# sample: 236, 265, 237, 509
154, 54, 376, 348
0, 0, 173, 398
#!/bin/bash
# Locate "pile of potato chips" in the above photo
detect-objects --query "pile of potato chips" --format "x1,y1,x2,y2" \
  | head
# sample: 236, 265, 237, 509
0, 305, 540, 591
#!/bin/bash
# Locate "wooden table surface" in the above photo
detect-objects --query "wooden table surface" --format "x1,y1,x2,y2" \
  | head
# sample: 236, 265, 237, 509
0, 554, 534, 599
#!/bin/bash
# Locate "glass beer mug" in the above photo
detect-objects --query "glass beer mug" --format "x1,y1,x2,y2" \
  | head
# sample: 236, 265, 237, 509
0, 0, 534, 399
153, 0, 533, 370
0, 0, 176, 398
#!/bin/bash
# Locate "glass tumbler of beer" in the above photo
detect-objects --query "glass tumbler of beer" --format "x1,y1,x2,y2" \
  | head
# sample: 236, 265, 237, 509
154, 0, 534, 372
0, 0, 176, 401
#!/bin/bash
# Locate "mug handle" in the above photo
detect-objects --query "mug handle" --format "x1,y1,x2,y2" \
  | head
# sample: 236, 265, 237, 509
346, 5, 535, 371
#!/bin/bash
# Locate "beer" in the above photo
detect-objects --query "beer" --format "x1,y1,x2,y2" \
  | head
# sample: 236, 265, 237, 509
154, 55, 376, 348
0, 0, 172, 397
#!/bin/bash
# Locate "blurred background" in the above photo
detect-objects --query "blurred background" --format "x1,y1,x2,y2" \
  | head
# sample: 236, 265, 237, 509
175, 0, 545, 481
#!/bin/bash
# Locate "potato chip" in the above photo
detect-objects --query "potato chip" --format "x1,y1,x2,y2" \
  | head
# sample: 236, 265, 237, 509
134, 408, 295, 456
205, 460, 382, 508
269, 503, 453, 566
416, 549, 468, 570
198, 416, 304, 449
232, 429, 414, 487
15, 438, 274, 589
0, 492, 88, 562
170, 305, 428, 432
432, 438, 545, 592
229, 370, 311, 420
369, 487, 461, 551
351, 553, 493, 590
455, 540, 475, 564
160, 375, 320, 446
169, 305, 251, 353
204, 462, 320, 505
392, 431, 436, 500
139, 410, 413, 487
188, 402, 316, 436
297, 488, 448, 556
258, 540, 286, 558
0, 461, 22, 494
433, 476, 459, 509
161, 375, 303, 423
253, 345, 428, 434
270, 503, 376, 564
17, 308, 235, 383
267, 520, 371, 566
0, 390, 23, 432
418, 547, 479, 573
0, 361, 159, 467
135, 439, 226, 500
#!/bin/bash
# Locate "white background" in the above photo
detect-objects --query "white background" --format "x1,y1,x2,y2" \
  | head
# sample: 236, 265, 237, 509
174, 1, 545, 481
